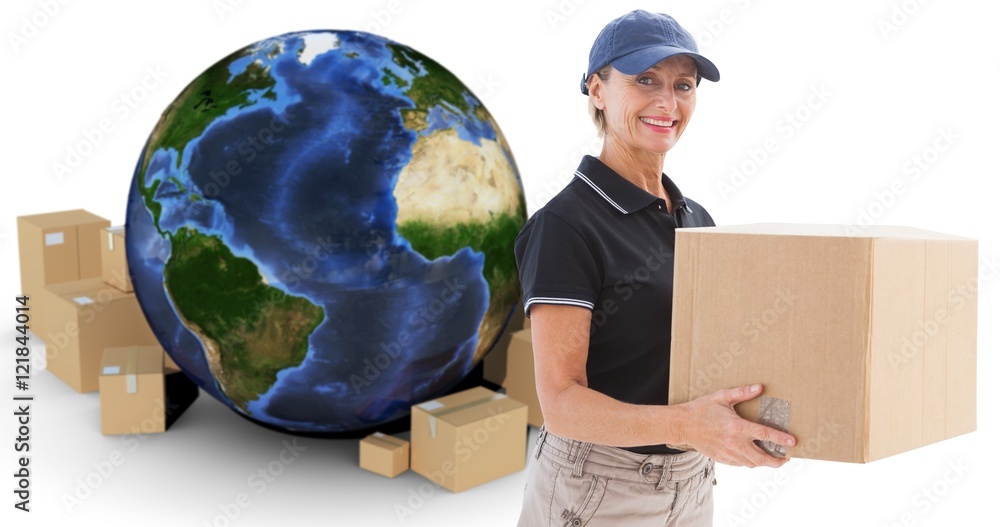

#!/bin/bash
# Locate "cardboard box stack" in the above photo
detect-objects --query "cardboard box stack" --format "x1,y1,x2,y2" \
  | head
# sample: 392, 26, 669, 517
668, 224, 977, 463
411, 386, 527, 492
359, 432, 410, 478
100, 226, 132, 293
17, 209, 109, 298
38, 278, 159, 392
17, 211, 161, 393
18, 209, 110, 338
99, 346, 199, 435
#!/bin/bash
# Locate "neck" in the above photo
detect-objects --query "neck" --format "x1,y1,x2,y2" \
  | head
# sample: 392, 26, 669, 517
598, 141, 667, 200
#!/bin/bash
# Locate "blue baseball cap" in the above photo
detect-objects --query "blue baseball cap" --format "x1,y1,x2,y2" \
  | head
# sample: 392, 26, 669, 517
581, 10, 720, 94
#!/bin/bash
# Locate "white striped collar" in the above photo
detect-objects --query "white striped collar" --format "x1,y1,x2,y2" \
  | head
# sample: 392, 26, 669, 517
573, 155, 691, 215
573, 170, 627, 215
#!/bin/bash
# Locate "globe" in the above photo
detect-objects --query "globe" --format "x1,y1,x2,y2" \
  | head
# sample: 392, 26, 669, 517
125, 30, 526, 434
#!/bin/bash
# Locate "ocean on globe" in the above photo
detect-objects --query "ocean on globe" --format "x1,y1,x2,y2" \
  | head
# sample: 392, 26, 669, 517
125, 30, 526, 434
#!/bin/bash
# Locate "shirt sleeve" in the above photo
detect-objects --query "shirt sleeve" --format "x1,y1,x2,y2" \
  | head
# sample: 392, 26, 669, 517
513, 210, 601, 317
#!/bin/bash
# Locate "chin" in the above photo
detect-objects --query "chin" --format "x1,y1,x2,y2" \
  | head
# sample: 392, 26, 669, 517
643, 141, 675, 155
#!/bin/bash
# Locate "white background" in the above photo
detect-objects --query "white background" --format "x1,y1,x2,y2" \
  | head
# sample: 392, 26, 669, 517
2, 0, 998, 525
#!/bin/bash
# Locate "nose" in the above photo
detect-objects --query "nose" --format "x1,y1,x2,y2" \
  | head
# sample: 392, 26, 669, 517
655, 85, 678, 112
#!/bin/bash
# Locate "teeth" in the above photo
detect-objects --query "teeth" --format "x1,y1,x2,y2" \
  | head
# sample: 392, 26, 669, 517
640, 117, 674, 127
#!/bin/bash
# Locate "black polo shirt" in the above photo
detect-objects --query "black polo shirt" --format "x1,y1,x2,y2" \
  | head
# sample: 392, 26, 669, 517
514, 155, 715, 454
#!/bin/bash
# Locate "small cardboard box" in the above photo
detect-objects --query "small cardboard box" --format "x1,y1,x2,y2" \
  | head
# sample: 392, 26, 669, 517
502, 329, 543, 428
359, 432, 410, 478
37, 278, 159, 393
411, 386, 527, 492
100, 226, 132, 293
17, 210, 110, 297
669, 224, 978, 463
99, 346, 199, 435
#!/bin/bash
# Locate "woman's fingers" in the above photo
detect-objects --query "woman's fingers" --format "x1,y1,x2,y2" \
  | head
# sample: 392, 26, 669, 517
681, 384, 797, 468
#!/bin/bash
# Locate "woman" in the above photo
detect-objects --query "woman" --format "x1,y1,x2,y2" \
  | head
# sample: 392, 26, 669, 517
514, 10, 797, 526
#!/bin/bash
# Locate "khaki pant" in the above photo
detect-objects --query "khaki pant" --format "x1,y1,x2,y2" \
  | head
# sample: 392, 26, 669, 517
516, 426, 715, 526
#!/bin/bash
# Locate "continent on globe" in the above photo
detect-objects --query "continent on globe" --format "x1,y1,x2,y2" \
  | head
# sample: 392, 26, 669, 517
164, 227, 325, 411
138, 48, 278, 234
126, 30, 527, 434
394, 127, 524, 363
385, 42, 526, 364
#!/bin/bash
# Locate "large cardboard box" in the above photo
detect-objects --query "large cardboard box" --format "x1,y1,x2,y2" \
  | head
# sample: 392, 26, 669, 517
99, 346, 199, 435
411, 386, 527, 492
501, 329, 544, 428
100, 226, 133, 293
359, 432, 410, 478
17, 210, 110, 297
37, 278, 159, 393
669, 224, 977, 463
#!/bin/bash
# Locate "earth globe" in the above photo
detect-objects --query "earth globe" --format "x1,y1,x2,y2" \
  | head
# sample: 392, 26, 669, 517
125, 30, 526, 435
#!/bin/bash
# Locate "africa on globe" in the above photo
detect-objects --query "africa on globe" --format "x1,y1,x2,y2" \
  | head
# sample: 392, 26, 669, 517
125, 30, 526, 434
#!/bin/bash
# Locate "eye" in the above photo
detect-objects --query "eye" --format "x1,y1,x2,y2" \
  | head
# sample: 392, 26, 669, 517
637, 75, 655, 86
676, 81, 694, 92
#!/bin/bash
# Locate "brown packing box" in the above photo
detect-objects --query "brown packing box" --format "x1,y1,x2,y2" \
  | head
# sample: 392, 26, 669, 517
359, 432, 410, 478
101, 226, 133, 293
411, 386, 527, 492
99, 346, 199, 435
17, 210, 110, 298
36, 278, 160, 393
668, 224, 977, 463
483, 298, 528, 387
501, 329, 544, 428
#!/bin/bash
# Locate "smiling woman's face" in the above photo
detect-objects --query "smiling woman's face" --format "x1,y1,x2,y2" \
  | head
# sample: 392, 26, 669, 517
588, 55, 698, 156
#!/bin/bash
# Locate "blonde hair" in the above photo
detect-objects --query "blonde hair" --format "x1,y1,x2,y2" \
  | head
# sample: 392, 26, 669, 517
586, 64, 613, 137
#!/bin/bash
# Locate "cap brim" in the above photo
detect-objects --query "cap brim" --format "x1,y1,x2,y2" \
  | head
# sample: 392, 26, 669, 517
610, 45, 720, 82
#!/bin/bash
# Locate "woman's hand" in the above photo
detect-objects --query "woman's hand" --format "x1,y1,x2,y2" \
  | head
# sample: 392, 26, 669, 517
674, 384, 796, 468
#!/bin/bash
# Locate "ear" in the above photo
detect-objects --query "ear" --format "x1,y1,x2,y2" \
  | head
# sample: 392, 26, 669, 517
588, 75, 605, 110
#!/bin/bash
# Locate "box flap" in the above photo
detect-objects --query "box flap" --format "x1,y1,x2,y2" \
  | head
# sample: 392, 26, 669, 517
415, 386, 525, 437
17, 210, 108, 230
362, 433, 408, 450
435, 393, 525, 431
101, 346, 164, 377
417, 386, 495, 412
417, 400, 445, 411
45, 277, 108, 297
49, 278, 133, 304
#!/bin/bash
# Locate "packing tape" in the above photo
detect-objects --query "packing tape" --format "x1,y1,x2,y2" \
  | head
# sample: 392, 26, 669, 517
425, 393, 507, 438
756, 396, 791, 458
125, 347, 138, 395
107, 226, 125, 250
365, 434, 406, 449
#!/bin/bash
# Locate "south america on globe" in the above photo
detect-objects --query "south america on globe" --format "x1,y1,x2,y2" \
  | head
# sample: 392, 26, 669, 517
125, 30, 526, 434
